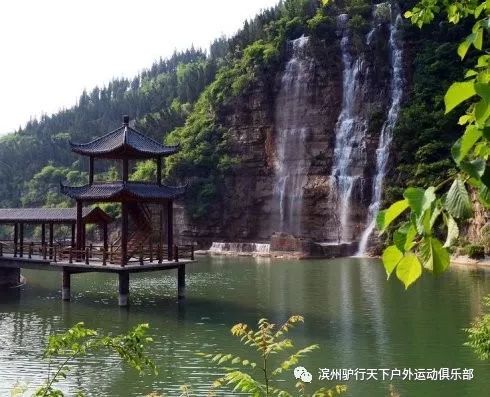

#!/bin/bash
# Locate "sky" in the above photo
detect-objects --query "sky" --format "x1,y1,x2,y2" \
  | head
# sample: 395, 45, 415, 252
0, 0, 279, 134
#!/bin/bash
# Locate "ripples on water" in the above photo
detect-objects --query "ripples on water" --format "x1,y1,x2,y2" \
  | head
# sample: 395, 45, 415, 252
1, 257, 490, 396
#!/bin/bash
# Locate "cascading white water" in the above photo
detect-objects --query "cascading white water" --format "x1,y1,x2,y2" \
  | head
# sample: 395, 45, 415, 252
357, 7, 404, 255
273, 35, 311, 236
209, 242, 270, 255
329, 15, 371, 243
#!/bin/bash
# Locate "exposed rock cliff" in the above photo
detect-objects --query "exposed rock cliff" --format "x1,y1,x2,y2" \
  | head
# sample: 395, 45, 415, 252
177, 11, 400, 247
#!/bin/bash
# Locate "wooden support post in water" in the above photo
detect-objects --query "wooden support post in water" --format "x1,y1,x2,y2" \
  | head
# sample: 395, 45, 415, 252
178, 264, 185, 299
149, 240, 153, 263
167, 200, 173, 261
49, 223, 54, 259
118, 271, 129, 307
102, 249, 107, 266
42, 243, 47, 260
139, 244, 143, 266
191, 244, 194, 261
85, 248, 89, 265
19, 222, 24, 258
62, 269, 71, 301
13, 223, 18, 257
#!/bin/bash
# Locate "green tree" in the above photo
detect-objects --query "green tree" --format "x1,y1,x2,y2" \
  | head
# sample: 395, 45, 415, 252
379, 0, 490, 288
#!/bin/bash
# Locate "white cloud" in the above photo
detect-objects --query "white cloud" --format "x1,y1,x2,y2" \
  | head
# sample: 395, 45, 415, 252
0, 0, 279, 134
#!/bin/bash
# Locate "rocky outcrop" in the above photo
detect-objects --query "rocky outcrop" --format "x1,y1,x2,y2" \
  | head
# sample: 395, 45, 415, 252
178, 14, 402, 248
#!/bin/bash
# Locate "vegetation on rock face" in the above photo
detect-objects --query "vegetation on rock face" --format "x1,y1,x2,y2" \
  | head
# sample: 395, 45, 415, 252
379, 0, 490, 289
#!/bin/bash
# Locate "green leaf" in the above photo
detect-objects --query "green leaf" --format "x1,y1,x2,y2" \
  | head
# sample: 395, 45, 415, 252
451, 126, 482, 164
460, 158, 486, 180
458, 34, 474, 59
445, 178, 473, 219
416, 208, 432, 235
475, 83, 490, 103
479, 185, 490, 207
403, 186, 435, 216
474, 99, 490, 126
382, 245, 403, 278
444, 81, 476, 114
481, 165, 490, 187
473, 27, 483, 50
376, 199, 409, 232
420, 237, 450, 274
396, 253, 422, 289
443, 213, 459, 248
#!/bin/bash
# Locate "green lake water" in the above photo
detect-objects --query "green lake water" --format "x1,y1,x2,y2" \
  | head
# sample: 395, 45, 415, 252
0, 256, 489, 396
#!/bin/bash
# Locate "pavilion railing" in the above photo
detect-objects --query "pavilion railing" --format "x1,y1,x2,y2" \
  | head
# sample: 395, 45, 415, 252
0, 241, 195, 266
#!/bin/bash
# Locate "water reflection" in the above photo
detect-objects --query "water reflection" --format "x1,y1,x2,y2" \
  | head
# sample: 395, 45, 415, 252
0, 257, 489, 396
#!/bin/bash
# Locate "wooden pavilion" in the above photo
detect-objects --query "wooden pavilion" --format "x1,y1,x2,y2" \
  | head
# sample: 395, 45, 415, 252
0, 115, 193, 306
61, 115, 187, 268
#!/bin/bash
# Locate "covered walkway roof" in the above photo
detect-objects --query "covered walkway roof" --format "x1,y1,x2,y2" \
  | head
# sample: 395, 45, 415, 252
0, 207, 112, 224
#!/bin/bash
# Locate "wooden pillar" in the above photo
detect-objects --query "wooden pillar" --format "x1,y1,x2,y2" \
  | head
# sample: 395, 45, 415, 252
62, 269, 71, 301
159, 205, 165, 260
41, 223, 46, 247
76, 201, 83, 260
82, 223, 86, 251
19, 222, 24, 258
178, 264, 185, 299
71, 223, 75, 248
122, 158, 129, 182
167, 200, 173, 261
89, 156, 94, 184
49, 223, 54, 259
102, 223, 108, 252
13, 223, 18, 257
118, 271, 129, 306
156, 157, 162, 185
121, 202, 128, 267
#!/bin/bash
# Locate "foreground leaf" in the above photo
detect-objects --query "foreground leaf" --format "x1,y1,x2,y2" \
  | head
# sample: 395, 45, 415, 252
445, 178, 473, 219
445, 81, 476, 114
396, 253, 422, 289
382, 245, 403, 278
376, 199, 409, 233
420, 237, 450, 274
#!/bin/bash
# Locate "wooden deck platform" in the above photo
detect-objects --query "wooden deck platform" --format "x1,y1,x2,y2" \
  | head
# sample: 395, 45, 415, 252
0, 253, 193, 306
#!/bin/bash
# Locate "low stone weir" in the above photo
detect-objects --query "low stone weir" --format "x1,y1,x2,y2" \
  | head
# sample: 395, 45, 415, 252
209, 242, 271, 256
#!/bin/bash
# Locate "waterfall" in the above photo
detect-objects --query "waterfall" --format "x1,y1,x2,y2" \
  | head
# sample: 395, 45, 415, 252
357, 7, 404, 255
328, 15, 371, 243
273, 35, 311, 236
209, 242, 270, 255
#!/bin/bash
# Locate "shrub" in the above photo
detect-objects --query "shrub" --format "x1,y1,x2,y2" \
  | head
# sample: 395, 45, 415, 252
468, 244, 485, 260
481, 223, 490, 254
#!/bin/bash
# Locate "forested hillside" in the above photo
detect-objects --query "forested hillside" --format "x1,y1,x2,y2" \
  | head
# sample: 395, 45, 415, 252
0, 0, 473, 241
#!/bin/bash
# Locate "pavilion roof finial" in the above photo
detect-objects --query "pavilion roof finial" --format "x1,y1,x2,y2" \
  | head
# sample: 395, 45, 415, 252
123, 115, 130, 125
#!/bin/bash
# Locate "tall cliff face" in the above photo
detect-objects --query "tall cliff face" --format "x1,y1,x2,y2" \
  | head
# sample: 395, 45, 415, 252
177, 9, 403, 246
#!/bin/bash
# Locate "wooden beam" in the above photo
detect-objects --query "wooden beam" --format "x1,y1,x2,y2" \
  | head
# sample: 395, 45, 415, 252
122, 158, 129, 182
62, 269, 71, 301
76, 201, 83, 260
19, 223, 24, 258
13, 223, 18, 257
121, 202, 128, 267
41, 223, 46, 247
71, 223, 75, 248
118, 271, 129, 306
167, 200, 173, 261
156, 157, 162, 185
103, 223, 108, 252
49, 223, 54, 259
89, 157, 94, 184
178, 264, 185, 299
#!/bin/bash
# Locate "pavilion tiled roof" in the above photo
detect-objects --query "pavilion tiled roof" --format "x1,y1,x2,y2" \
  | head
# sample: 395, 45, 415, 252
70, 117, 179, 159
0, 207, 112, 224
60, 181, 186, 201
